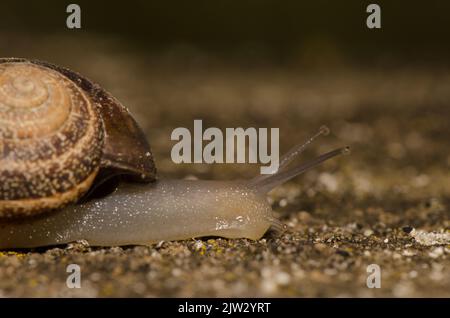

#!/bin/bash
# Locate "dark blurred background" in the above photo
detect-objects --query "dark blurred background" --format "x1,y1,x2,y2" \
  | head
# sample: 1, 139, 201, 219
1, 0, 449, 177
2, 0, 450, 66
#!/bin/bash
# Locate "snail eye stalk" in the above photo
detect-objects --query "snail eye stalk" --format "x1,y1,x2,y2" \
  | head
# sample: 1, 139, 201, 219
249, 125, 349, 193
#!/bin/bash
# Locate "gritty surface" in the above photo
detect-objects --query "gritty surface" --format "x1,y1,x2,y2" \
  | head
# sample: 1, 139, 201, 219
0, 34, 449, 297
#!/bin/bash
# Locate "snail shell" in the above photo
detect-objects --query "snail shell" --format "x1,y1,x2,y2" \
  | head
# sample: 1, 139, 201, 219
0, 58, 157, 218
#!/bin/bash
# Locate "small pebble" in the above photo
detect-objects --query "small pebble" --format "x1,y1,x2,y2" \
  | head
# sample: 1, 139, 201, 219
274, 272, 291, 286
428, 247, 444, 259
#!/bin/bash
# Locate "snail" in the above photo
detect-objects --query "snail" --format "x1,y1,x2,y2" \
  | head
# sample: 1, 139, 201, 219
0, 58, 349, 249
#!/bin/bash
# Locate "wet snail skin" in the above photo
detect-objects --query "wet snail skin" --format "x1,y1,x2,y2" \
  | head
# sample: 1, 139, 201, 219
0, 58, 348, 249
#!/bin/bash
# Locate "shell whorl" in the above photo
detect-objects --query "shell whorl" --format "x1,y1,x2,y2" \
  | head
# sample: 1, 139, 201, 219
0, 61, 103, 217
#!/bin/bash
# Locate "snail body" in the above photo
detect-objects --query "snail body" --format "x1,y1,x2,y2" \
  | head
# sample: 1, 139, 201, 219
0, 180, 276, 248
0, 144, 347, 249
0, 58, 348, 249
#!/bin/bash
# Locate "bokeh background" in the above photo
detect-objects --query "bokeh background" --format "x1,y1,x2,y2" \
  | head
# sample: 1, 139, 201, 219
0, 0, 448, 297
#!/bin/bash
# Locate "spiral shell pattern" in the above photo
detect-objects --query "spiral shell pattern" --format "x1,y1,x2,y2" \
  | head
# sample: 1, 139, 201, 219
0, 61, 103, 217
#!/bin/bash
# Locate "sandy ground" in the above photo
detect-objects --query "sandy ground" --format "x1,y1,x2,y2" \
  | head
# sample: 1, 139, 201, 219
0, 34, 449, 297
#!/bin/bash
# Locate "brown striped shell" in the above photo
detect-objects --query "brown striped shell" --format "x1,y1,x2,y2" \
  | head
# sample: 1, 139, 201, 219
0, 58, 157, 218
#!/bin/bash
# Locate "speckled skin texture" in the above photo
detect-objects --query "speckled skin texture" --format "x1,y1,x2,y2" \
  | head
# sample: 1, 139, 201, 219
0, 180, 274, 248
